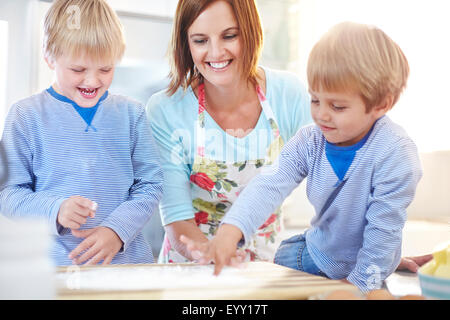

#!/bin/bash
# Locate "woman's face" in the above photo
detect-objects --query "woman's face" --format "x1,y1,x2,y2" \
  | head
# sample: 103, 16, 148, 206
187, 1, 242, 88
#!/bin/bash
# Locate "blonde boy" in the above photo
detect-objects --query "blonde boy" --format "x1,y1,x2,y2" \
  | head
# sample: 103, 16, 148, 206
181, 22, 422, 292
0, 0, 163, 265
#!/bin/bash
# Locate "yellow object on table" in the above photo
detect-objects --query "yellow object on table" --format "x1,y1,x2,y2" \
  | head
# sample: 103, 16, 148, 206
420, 243, 450, 278
56, 261, 357, 300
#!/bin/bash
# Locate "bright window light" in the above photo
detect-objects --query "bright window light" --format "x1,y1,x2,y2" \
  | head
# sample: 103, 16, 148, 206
297, 0, 450, 152
0, 20, 8, 136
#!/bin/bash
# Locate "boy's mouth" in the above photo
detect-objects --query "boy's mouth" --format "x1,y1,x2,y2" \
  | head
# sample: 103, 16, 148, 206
78, 87, 98, 99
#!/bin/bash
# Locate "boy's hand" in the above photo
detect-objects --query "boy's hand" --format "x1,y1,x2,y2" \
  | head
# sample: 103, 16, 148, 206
69, 226, 123, 265
396, 254, 433, 273
180, 224, 245, 275
57, 196, 97, 229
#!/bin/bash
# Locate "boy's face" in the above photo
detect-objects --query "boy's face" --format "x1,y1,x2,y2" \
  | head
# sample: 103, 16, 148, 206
309, 89, 389, 146
46, 53, 115, 108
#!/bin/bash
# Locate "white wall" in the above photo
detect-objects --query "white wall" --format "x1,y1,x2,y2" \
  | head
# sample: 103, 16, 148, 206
0, 0, 40, 134
0, 20, 8, 122
295, 0, 450, 153
283, 150, 450, 227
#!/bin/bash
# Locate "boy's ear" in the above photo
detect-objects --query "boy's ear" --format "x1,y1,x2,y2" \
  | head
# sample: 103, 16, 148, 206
373, 94, 394, 116
44, 56, 55, 70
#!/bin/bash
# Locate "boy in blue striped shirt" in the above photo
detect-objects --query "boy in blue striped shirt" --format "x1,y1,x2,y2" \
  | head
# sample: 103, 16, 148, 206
181, 22, 423, 292
0, 0, 163, 266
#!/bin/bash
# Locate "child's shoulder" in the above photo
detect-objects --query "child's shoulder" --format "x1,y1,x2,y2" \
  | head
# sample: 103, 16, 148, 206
290, 124, 325, 154
106, 93, 144, 111
8, 90, 53, 118
296, 123, 324, 142
371, 116, 415, 148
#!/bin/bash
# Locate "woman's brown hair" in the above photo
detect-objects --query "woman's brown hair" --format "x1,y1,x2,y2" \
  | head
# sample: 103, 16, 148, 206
167, 0, 263, 95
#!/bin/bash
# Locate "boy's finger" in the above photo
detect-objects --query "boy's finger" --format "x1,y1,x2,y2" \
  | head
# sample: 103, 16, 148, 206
213, 260, 225, 276
71, 228, 95, 239
73, 244, 100, 265
102, 254, 114, 265
68, 212, 87, 225
74, 197, 98, 213
73, 205, 95, 218
68, 234, 95, 260
85, 251, 105, 266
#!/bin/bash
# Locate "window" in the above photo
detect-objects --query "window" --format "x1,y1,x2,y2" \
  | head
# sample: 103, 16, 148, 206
0, 20, 8, 135
295, 0, 450, 152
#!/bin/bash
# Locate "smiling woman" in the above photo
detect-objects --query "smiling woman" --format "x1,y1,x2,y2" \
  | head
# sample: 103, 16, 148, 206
146, 0, 312, 264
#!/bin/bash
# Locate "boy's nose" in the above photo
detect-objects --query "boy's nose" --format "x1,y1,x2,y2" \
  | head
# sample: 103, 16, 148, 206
316, 105, 331, 122
83, 74, 101, 88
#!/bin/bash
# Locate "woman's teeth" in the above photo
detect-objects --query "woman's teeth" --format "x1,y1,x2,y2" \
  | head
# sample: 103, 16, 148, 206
209, 61, 230, 69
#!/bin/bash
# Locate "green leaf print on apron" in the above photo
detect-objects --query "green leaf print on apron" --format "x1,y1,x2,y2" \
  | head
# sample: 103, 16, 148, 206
159, 83, 285, 263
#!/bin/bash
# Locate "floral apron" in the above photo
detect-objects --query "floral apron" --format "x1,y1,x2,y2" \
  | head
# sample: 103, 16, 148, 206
159, 83, 284, 263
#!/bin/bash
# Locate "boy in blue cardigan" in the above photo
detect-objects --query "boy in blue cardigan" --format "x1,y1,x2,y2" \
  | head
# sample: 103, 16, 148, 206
0, 0, 163, 266
182, 22, 423, 292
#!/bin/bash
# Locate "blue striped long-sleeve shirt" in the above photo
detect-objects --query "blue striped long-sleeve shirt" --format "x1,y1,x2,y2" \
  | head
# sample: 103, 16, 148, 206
0, 89, 163, 265
222, 116, 422, 292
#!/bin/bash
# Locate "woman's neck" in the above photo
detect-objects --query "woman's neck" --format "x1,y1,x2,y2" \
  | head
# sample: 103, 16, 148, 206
203, 79, 254, 113
201, 68, 266, 114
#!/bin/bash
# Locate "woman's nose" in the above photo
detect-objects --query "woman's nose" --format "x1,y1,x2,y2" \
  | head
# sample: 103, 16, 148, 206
208, 38, 225, 60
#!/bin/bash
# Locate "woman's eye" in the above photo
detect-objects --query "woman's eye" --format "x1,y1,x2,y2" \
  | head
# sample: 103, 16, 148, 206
71, 69, 84, 73
193, 39, 206, 44
101, 69, 112, 73
311, 99, 319, 105
224, 34, 237, 40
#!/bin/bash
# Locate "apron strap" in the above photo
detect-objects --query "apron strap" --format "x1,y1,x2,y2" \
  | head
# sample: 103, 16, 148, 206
196, 82, 281, 157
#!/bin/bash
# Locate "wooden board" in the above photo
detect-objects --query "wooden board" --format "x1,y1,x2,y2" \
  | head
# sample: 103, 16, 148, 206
56, 261, 358, 300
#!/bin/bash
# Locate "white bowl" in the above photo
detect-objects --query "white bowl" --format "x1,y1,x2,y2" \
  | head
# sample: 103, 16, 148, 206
418, 268, 450, 300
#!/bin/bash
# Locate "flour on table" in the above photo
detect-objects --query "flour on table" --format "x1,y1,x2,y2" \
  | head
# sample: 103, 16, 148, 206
56, 264, 256, 291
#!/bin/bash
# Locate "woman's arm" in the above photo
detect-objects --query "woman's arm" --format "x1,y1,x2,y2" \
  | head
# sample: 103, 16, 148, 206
165, 219, 208, 260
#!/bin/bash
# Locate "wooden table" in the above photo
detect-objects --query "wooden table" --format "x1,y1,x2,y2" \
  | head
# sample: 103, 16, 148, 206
56, 261, 357, 300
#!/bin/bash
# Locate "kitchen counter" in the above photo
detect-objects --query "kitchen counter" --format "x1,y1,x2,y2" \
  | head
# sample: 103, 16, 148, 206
56, 261, 357, 300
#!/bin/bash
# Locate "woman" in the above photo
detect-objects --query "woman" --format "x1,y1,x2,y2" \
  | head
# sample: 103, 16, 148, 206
146, 0, 311, 263
146, 0, 432, 271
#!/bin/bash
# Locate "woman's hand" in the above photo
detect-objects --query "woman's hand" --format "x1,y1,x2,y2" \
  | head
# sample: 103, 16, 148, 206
180, 224, 245, 275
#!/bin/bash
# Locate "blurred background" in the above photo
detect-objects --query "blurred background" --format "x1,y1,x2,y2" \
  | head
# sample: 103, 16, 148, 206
0, 0, 449, 258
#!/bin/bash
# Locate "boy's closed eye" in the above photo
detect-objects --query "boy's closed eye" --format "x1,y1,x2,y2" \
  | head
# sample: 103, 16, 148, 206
331, 104, 346, 111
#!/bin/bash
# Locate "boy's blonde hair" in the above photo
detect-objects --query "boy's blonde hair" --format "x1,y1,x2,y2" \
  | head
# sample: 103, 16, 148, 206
43, 0, 125, 63
307, 22, 409, 111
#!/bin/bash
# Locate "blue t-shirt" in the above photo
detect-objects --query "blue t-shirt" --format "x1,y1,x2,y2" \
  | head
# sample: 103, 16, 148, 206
46, 86, 107, 131
325, 125, 374, 181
